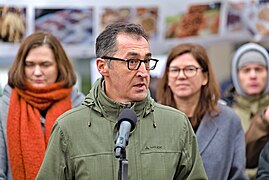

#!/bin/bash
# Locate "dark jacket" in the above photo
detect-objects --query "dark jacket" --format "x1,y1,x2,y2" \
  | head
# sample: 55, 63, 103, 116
256, 141, 269, 179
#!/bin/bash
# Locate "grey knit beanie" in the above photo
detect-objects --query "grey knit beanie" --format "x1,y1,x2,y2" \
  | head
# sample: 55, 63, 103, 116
238, 50, 267, 69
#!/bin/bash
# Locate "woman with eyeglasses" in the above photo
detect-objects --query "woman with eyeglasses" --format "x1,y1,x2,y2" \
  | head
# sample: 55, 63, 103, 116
157, 43, 247, 180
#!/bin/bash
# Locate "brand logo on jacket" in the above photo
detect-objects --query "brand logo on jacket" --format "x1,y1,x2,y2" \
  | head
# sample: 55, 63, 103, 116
144, 145, 162, 150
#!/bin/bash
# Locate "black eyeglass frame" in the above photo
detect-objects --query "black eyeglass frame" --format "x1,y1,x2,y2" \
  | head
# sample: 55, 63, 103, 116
101, 56, 159, 70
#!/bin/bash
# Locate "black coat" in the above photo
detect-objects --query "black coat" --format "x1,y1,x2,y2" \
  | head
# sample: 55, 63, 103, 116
257, 141, 269, 179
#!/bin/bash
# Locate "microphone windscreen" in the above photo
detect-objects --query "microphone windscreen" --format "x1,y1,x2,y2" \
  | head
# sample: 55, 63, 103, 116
118, 108, 137, 130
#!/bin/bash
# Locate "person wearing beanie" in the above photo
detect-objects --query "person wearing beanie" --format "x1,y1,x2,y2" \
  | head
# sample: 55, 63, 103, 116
231, 42, 269, 180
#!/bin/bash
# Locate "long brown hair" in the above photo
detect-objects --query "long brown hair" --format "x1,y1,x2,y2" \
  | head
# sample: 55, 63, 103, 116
157, 43, 220, 128
8, 31, 76, 89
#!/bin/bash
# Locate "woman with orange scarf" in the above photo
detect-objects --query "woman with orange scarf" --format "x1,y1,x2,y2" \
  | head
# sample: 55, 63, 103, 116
0, 31, 84, 180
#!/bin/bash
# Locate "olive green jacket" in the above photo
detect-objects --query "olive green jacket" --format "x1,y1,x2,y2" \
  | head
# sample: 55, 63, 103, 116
37, 78, 207, 180
233, 93, 269, 179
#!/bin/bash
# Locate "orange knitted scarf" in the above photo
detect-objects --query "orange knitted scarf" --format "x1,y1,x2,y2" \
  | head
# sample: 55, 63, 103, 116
7, 82, 72, 180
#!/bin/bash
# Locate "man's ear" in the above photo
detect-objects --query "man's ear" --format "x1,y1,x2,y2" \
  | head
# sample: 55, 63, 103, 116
96, 58, 109, 77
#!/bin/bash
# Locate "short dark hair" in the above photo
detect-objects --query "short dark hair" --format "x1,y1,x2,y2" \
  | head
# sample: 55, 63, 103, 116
8, 31, 77, 89
96, 22, 149, 58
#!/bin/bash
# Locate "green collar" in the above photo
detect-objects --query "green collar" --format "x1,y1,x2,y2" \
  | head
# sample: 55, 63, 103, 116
83, 77, 155, 122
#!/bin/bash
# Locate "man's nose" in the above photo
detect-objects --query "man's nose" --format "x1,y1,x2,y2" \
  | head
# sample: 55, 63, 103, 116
137, 62, 149, 77
249, 69, 258, 78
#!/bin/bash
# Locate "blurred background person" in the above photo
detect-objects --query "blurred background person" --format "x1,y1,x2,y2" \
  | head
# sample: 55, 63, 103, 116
157, 43, 247, 180
0, 31, 84, 180
230, 42, 269, 179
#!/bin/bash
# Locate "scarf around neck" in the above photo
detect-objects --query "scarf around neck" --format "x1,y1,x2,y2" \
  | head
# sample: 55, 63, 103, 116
234, 93, 269, 115
7, 82, 72, 180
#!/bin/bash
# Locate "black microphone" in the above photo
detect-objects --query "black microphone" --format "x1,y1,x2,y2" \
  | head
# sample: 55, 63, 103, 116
114, 108, 137, 158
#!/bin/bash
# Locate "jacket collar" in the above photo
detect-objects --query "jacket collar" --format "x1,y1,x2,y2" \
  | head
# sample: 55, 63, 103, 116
234, 93, 269, 114
83, 77, 155, 122
196, 112, 218, 154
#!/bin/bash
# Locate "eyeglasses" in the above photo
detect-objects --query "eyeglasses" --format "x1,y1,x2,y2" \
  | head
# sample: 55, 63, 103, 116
168, 66, 204, 78
101, 56, 159, 70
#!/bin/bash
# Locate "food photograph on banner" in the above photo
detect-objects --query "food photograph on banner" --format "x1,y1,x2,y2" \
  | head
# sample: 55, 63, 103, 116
99, 6, 159, 40
34, 7, 94, 45
164, 2, 221, 39
242, 1, 269, 41
0, 5, 26, 43
226, 1, 269, 41
226, 1, 245, 33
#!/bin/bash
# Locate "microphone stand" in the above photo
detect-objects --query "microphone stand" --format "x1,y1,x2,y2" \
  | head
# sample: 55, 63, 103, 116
115, 146, 128, 180
116, 147, 128, 180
